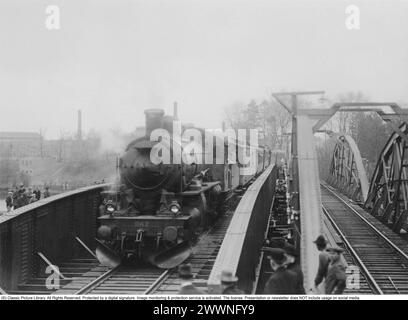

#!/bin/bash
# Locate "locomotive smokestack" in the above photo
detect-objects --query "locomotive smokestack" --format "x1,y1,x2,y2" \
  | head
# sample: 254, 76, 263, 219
144, 109, 165, 138
173, 102, 178, 120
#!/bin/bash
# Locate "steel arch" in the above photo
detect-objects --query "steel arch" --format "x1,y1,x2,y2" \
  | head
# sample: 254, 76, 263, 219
364, 122, 408, 233
327, 134, 369, 203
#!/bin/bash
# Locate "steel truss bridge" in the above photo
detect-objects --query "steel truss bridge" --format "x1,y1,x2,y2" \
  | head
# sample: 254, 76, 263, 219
2, 94, 408, 295
325, 110, 408, 233
273, 93, 408, 291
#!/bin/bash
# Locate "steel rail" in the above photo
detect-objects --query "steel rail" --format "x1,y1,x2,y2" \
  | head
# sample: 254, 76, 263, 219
74, 266, 120, 295
323, 183, 408, 262
321, 205, 383, 294
143, 269, 171, 295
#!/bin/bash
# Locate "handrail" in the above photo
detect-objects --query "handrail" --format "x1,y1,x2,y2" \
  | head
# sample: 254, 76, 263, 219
0, 183, 108, 292
0, 183, 110, 224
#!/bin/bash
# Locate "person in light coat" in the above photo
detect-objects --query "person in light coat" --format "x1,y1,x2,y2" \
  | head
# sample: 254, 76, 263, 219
325, 246, 348, 294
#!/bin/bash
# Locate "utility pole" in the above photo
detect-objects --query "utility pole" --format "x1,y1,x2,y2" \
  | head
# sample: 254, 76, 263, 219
272, 91, 325, 213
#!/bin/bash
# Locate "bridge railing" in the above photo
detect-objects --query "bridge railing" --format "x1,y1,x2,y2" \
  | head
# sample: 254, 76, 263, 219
207, 164, 277, 293
0, 184, 108, 292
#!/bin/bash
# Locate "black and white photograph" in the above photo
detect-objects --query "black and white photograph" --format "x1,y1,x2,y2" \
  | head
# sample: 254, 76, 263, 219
0, 0, 408, 306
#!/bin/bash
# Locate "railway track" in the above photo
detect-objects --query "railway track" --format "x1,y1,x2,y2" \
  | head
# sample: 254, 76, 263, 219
8, 258, 101, 295
62, 195, 239, 295
148, 206, 234, 295
74, 266, 170, 295
321, 184, 408, 294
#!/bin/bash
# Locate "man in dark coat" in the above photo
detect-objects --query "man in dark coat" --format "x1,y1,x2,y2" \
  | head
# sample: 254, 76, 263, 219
263, 247, 298, 294
283, 243, 305, 294
12, 187, 20, 208
43, 186, 50, 198
220, 270, 244, 294
313, 235, 330, 292
325, 246, 347, 294
177, 263, 205, 295
15, 185, 28, 209
34, 188, 41, 200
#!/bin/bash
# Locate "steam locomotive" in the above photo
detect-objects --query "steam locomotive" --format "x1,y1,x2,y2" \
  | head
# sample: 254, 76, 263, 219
96, 105, 272, 268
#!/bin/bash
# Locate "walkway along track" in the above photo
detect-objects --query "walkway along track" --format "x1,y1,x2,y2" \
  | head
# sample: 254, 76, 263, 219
321, 183, 408, 294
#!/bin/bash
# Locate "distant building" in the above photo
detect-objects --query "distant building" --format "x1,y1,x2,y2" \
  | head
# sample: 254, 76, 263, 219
0, 132, 42, 158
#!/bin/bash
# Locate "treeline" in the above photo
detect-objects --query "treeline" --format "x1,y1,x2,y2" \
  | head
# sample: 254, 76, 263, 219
224, 98, 291, 150
317, 92, 408, 181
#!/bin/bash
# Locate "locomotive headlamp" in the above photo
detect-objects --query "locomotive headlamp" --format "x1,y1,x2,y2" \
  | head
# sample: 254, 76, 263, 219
169, 201, 181, 214
105, 201, 116, 214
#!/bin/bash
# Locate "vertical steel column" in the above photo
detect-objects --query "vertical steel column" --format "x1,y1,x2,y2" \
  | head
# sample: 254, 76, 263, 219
291, 95, 300, 213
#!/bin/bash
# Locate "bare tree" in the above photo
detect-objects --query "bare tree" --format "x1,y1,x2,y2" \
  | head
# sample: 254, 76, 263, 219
223, 97, 291, 150
325, 91, 369, 134
270, 99, 291, 149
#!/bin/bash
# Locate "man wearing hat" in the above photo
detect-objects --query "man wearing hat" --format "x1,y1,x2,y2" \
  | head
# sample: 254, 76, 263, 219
313, 235, 330, 292
177, 263, 205, 295
220, 270, 244, 294
12, 187, 19, 209
5, 191, 13, 212
43, 186, 50, 199
283, 243, 305, 294
15, 184, 28, 209
263, 247, 298, 294
325, 246, 347, 294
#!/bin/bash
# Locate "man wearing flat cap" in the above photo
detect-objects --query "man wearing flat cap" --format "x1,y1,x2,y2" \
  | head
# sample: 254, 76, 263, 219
283, 243, 305, 294
177, 263, 205, 295
263, 247, 298, 294
220, 270, 244, 294
325, 246, 347, 294
313, 235, 330, 292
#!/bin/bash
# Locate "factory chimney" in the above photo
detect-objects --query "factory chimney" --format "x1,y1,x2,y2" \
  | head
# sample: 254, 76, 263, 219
173, 101, 178, 120
77, 110, 82, 140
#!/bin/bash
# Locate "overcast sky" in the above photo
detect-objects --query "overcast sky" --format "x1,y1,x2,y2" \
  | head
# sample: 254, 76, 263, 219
0, 0, 407, 138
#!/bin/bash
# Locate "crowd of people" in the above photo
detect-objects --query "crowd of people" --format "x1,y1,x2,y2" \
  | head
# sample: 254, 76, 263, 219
176, 234, 347, 295
4, 184, 51, 212
262, 235, 347, 294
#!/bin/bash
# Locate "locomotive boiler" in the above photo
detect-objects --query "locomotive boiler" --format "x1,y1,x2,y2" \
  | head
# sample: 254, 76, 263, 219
96, 105, 272, 269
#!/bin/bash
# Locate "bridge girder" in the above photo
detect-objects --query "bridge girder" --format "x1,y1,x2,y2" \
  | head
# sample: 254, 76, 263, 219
364, 123, 408, 233
327, 134, 369, 203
